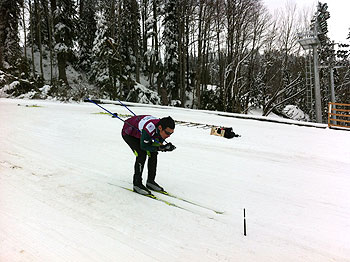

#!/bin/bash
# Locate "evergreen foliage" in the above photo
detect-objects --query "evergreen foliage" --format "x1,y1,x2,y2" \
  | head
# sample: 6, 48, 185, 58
53, 0, 78, 84
0, 0, 23, 72
162, 0, 179, 101
78, 0, 97, 72
89, 11, 122, 99
0, 0, 349, 123
120, 0, 141, 84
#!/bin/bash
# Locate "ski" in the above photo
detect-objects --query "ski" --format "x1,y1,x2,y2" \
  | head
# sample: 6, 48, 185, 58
109, 183, 212, 217
108, 182, 224, 215
120, 186, 187, 209
153, 190, 224, 215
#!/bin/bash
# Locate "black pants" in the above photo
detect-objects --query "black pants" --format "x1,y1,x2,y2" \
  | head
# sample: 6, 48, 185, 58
122, 134, 158, 185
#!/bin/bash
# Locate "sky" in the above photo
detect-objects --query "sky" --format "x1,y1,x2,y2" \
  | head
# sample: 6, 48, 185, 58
263, 0, 350, 44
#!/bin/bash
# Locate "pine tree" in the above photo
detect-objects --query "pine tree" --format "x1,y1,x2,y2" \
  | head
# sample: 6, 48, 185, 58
26, 0, 54, 80
53, 0, 77, 85
90, 11, 111, 92
120, 0, 141, 87
90, 10, 122, 99
0, 0, 23, 72
28, 0, 51, 46
140, 0, 149, 68
148, 0, 167, 104
78, 0, 97, 72
162, 0, 179, 102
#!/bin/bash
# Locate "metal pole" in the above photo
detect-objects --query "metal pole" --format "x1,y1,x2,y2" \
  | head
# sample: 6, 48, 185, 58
330, 66, 336, 124
313, 45, 323, 123
243, 208, 247, 236
330, 66, 336, 103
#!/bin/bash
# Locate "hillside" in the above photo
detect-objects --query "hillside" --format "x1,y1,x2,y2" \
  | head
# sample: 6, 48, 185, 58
1, 98, 350, 261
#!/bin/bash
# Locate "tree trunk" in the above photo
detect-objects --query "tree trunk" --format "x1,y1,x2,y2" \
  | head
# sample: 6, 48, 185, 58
195, 1, 203, 109
22, 2, 27, 60
43, 0, 54, 84
34, 0, 44, 79
141, 0, 148, 68
0, 2, 4, 68
29, 0, 36, 77
178, 1, 186, 106
57, 52, 68, 84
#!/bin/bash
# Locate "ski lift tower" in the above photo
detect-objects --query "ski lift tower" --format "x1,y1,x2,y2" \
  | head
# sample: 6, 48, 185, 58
298, 3, 330, 123
297, 28, 322, 123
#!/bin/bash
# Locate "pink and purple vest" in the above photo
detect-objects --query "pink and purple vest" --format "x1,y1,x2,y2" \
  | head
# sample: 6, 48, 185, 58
122, 115, 160, 139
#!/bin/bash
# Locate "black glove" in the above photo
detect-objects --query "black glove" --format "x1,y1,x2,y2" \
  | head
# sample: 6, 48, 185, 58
159, 142, 176, 152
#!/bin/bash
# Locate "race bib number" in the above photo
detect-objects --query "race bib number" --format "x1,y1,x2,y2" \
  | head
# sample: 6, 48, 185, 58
145, 122, 155, 134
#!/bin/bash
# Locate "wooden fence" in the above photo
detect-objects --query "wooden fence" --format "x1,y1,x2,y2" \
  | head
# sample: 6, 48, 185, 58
328, 102, 350, 129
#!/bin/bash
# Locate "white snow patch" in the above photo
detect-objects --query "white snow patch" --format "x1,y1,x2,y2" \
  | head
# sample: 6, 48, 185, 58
0, 98, 349, 261
39, 85, 51, 96
282, 105, 310, 121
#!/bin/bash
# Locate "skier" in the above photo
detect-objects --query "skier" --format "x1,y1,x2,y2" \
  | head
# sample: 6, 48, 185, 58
122, 115, 176, 195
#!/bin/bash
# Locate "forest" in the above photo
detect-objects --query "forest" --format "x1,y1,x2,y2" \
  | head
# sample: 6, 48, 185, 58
0, 0, 349, 122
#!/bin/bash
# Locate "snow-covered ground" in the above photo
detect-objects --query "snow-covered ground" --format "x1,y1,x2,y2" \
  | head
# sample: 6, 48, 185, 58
1, 98, 350, 262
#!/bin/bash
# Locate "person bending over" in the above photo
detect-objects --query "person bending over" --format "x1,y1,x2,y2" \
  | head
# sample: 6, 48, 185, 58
122, 115, 176, 195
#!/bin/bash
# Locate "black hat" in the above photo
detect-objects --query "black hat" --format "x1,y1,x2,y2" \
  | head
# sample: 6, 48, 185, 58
158, 116, 175, 129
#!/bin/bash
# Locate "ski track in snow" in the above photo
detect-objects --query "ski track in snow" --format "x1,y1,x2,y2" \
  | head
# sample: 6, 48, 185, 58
1, 98, 350, 261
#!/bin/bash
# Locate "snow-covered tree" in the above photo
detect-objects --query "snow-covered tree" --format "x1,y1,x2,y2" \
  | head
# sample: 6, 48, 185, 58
147, 0, 167, 104
140, 0, 149, 67
120, 0, 141, 85
0, 0, 23, 71
90, 12, 111, 94
27, 0, 51, 47
90, 10, 122, 99
162, 0, 179, 102
78, 0, 97, 72
53, 0, 77, 85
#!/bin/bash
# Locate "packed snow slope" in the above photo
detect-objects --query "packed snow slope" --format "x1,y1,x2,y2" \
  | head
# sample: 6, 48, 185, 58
1, 98, 350, 262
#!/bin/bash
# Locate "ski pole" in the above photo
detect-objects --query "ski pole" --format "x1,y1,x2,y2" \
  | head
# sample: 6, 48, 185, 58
86, 98, 168, 145
86, 98, 142, 134
87, 98, 125, 122
117, 99, 136, 116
